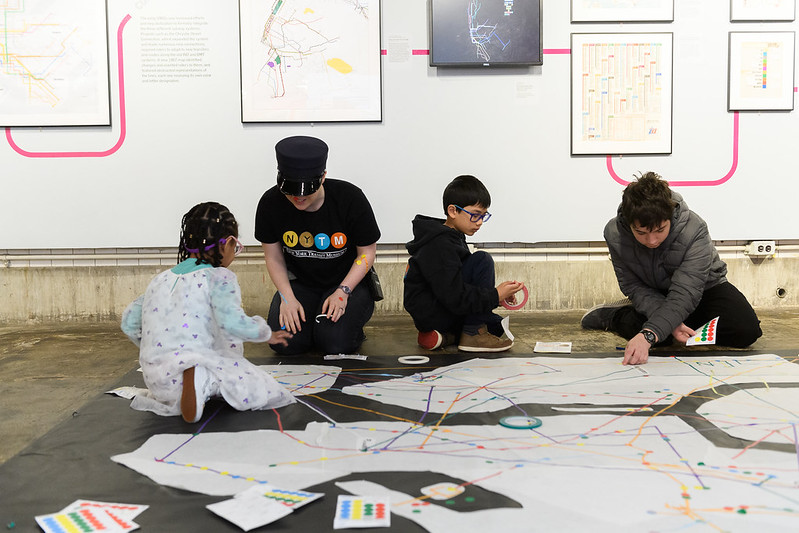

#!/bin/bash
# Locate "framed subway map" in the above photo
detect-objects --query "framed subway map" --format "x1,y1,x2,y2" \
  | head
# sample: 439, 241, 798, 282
239, 0, 382, 123
571, 33, 673, 155
0, 0, 110, 127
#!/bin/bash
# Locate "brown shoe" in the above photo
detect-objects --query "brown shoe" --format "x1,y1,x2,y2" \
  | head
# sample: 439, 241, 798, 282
458, 326, 513, 353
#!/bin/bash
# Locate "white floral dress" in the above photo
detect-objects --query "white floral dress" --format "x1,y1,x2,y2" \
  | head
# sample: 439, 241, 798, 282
121, 260, 294, 416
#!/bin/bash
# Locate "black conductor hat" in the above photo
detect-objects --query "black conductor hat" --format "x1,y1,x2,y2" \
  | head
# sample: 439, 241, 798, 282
275, 136, 328, 196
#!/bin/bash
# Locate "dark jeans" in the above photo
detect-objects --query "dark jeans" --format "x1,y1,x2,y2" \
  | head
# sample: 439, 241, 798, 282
267, 280, 374, 355
611, 282, 762, 348
461, 251, 504, 336
414, 251, 503, 337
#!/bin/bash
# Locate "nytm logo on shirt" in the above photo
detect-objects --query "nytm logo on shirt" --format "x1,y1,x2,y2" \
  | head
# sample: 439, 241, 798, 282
284, 231, 347, 250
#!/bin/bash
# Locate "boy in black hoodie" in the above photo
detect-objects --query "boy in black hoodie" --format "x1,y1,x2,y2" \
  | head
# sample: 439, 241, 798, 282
403, 175, 525, 352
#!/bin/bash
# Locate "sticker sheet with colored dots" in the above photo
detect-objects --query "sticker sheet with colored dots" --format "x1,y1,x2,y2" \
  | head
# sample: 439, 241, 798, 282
333, 495, 390, 529
685, 316, 719, 346
35, 500, 145, 533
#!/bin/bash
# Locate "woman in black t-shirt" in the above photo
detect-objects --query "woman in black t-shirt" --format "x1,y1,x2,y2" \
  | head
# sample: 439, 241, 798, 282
255, 136, 381, 355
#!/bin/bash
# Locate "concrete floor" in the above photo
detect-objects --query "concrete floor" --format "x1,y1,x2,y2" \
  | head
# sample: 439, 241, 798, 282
2, 309, 798, 466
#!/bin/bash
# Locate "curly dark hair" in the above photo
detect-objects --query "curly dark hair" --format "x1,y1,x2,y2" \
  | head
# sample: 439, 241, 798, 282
178, 202, 238, 267
621, 172, 676, 230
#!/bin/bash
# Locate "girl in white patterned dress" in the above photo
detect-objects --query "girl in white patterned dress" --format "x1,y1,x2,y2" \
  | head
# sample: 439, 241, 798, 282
121, 202, 294, 422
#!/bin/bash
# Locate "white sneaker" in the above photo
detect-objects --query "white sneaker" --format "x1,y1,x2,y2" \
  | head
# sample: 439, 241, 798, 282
181, 366, 209, 423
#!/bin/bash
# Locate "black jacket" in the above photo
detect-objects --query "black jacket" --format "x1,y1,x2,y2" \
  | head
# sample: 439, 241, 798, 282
403, 215, 498, 331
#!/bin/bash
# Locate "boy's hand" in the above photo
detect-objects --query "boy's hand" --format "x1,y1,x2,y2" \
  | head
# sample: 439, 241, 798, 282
497, 281, 525, 303
279, 296, 306, 334
672, 323, 695, 344
268, 330, 293, 346
623, 333, 651, 365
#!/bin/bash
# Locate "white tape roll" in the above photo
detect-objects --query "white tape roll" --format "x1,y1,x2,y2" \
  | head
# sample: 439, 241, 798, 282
398, 355, 430, 364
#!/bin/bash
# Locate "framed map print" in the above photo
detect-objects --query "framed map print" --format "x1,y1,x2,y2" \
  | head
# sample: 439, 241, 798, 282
0, 0, 110, 127
239, 0, 382, 123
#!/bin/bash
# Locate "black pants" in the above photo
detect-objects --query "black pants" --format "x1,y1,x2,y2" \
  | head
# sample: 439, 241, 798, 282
611, 282, 762, 348
413, 251, 503, 336
267, 280, 374, 355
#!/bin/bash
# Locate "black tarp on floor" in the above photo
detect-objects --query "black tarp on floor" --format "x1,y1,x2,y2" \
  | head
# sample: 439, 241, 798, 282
2, 349, 795, 532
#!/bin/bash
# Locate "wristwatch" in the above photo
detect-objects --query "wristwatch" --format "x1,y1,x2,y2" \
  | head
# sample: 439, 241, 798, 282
640, 330, 657, 345
337, 285, 352, 295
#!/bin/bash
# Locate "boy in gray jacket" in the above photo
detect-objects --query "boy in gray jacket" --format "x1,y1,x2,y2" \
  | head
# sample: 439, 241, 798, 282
582, 172, 761, 365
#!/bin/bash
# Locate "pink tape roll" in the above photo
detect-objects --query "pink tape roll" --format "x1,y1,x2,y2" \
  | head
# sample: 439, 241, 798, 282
501, 285, 529, 310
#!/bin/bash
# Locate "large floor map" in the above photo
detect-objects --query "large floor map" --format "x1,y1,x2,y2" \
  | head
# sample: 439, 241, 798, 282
113, 354, 799, 531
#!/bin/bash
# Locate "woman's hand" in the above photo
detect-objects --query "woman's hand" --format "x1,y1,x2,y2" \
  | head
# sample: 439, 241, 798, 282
279, 295, 305, 333
321, 288, 349, 323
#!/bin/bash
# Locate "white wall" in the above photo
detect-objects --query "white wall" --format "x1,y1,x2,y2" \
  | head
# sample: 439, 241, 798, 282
2, 0, 798, 249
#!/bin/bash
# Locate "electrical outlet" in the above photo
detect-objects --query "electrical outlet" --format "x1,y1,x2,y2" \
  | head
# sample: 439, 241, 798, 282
745, 240, 776, 256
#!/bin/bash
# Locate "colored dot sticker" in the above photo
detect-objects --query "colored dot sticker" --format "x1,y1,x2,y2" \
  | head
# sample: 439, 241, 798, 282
686, 317, 720, 346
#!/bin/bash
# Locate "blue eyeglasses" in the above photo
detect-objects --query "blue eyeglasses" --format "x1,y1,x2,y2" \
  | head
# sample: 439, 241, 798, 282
454, 205, 492, 223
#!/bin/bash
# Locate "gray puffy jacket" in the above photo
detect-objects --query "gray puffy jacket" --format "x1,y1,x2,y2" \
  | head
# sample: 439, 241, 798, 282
603, 192, 727, 341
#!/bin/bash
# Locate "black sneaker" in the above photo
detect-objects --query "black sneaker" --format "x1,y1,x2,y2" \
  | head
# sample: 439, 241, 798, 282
580, 298, 633, 330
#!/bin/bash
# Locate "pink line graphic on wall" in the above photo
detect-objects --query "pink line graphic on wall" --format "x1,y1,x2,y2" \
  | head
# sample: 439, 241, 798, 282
5, 14, 131, 158
381, 48, 569, 55
607, 112, 740, 188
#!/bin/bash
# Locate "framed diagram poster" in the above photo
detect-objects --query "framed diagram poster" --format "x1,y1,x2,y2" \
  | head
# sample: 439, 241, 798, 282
728, 31, 795, 111
730, 0, 796, 21
0, 0, 110, 127
571, 0, 674, 22
571, 33, 673, 155
239, 0, 382, 123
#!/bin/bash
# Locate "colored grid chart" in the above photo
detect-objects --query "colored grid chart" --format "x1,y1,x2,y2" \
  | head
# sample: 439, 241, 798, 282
334, 495, 390, 529
35, 508, 135, 533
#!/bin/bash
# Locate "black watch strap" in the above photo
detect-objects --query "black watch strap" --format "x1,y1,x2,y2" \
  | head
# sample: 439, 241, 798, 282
640, 330, 657, 345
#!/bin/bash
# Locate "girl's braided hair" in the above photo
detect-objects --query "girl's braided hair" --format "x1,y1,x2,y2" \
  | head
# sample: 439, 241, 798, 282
178, 202, 238, 267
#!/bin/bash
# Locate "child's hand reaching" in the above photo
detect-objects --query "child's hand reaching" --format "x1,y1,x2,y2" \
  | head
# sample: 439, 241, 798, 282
497, 281, 525, 304
268, 330, 293, 346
